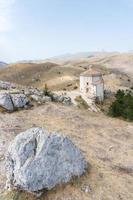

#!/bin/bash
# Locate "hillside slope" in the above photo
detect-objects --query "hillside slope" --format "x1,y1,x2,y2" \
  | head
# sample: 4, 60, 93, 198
0, 53, 133, 92
0, 103, 133, 200
0, 62, 84, 90
54, 53, 133, 75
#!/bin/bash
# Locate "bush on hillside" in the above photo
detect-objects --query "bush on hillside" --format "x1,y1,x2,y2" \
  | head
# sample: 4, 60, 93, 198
108, 89, 133, 121
75, 96, 89, 110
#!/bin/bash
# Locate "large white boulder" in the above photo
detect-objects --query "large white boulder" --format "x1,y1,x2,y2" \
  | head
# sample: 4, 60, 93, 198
6, 128, 88, 193
0, 93, 30, 111
0, 93, 14, 111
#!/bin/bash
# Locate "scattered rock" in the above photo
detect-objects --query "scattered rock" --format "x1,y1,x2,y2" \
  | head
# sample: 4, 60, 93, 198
58, 95, 65, 102
0, 81, 72, 109
52, 94, 72, 105
30, 94, 42, 102
0, 81, 16, 90
25, 88, 43, 97
63, 96, 72, 105
42, 96, 52, 102
0, 92, 30, 111
0, 93, 14, 111
81, 184, 92, 193
52, 94, 60, 102
30, 95, 52, 104
6, 127, 88, 193
11, 94, 29, 108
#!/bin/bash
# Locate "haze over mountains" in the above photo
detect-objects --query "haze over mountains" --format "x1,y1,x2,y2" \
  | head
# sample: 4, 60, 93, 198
1, 51, 133, 74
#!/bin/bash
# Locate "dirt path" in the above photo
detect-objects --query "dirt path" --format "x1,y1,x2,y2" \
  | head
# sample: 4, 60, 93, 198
55, 90, 100, 112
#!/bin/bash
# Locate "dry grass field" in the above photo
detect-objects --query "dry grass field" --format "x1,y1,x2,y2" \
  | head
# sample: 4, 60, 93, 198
0, 53, 133, 93
0, 62, 84, 91
0, 103, 133, 200
0, 53, 133, 199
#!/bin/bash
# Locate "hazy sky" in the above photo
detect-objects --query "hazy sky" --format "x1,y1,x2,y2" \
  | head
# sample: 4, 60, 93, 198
0, 0, 133, 62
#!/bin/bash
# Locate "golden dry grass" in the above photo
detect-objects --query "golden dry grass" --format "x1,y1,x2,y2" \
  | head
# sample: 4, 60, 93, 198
0, 103, 133, 200
0, 62, 84, 91
0, 53, 133, 93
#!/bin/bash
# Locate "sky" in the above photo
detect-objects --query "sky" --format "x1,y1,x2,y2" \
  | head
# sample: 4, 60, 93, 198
0, 0, 133, 62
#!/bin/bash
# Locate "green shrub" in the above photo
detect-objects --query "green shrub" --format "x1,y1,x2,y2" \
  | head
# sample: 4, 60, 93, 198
43, 84, 53, 96
108, 90, 133, 121
75, 96, 89, 109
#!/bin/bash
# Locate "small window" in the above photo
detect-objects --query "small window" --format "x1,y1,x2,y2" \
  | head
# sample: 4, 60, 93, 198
87, 82, 89, 85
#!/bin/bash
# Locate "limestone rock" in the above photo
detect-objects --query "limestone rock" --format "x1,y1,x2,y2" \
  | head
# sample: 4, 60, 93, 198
42, 96, 52, 102
11, 94, 29, 108
25, 88, 43, 97
30, 94, 41, 102
58, 95, 65, 102
31, 95, 52, 103
0, 92, 30, 111
0, 81, 16, 90
63, 96, 72, 105
0, 93, 14, 111
6, 128, 88, 193
52, 94, 60, 102
52, 94, 72, 105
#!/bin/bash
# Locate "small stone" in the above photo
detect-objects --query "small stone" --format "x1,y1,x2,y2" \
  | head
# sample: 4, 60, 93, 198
81, 184, 92, 193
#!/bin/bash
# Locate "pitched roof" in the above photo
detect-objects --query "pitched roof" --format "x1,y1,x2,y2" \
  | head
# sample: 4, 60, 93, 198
92, 79, 104, 85
80, 68, 102, 77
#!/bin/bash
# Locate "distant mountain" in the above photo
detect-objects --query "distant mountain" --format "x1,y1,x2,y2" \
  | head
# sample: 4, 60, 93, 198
14, 52, 119, 64
48, 51, 119, 61
0, 61, 8, 69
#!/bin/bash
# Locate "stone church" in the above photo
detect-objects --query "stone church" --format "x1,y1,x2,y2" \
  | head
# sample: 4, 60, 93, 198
80, 68, 104, 101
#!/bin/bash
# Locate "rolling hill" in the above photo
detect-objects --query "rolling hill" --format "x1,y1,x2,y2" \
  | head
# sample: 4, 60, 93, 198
0, 52, 133, 92
0, 61, 84, 90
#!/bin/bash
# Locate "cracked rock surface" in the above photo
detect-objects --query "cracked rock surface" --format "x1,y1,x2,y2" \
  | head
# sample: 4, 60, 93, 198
6, 127, 88, 193
0, 93, 29, 111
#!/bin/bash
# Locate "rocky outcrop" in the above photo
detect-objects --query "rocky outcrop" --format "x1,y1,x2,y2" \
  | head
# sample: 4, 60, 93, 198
0, 93, 14, 111
0, 81, 16, 90
6, 128, 88, 193
42, 96, 52, 102
0, 81, 72, 109
29, 90, 71, 105
24, 87, 44, 97
11, 94, 29, 108
52, 94, 72, 105
0, 93, 30, 111
30, 95, 52, 103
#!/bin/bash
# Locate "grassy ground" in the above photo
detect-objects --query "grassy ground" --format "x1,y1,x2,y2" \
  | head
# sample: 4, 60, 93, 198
75, 95, 89, 109
0, 57, 133, 93
0, 62, 84, 91
0, 54, 133, 199
0, 103, 133, 200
